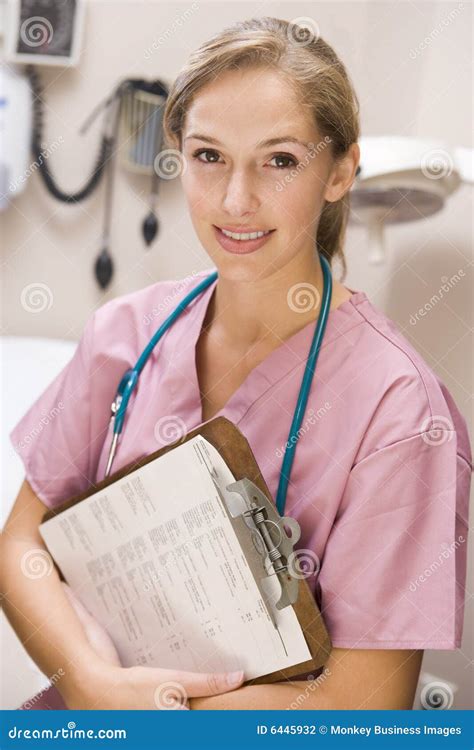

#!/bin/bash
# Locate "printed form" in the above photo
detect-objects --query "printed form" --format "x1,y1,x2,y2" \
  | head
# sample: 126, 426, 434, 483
39, 436, 311, 680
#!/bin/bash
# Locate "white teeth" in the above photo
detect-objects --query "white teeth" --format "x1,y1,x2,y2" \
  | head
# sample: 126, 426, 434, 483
220, 228, 271, 240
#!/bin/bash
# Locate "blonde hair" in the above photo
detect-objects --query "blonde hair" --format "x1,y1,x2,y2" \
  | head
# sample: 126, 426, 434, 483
163, 16, 360, 279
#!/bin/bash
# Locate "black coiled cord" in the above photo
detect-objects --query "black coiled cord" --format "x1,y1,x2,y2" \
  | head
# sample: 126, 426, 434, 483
26, 65, 113, 204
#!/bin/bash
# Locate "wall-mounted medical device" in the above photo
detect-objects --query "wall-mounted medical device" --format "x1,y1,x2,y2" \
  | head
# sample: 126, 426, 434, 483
3, 0, 85, 67
0, 64, 32, 210
0, 0, 168, 290
350, 136, 473, 264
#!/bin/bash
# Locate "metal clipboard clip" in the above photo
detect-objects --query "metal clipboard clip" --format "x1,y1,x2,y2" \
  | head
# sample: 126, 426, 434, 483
211, 476, 303, 627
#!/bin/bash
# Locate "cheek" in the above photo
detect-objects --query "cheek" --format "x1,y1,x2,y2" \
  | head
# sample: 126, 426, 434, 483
273, 173, 322, 228
181, 170, 222, 214
270, 189, 315, 230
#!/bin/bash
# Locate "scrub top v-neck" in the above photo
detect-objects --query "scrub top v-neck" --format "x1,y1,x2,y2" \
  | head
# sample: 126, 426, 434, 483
166, 273, 362, 430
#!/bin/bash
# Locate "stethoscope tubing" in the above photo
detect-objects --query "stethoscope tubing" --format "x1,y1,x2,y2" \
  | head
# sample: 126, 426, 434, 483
275, 254, 332, 515
104, 256, 332, 517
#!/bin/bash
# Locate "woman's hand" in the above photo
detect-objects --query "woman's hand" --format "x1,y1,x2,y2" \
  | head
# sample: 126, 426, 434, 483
60, 584, 244, 709
63, 662, 245, 710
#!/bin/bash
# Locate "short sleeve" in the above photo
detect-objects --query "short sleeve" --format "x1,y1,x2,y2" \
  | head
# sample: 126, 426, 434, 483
9, 313, 100, 509
317, 429, 471, 650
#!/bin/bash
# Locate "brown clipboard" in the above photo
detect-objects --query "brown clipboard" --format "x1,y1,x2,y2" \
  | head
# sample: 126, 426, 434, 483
42, 416, 332, 685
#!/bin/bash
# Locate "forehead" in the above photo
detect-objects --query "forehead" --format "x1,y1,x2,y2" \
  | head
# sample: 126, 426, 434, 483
183, 67, 316, 145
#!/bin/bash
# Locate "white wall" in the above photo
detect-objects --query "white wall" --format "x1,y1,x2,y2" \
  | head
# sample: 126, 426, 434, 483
1, 0, 472, 708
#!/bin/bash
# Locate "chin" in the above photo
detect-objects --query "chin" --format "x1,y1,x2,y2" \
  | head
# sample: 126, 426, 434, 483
206, 257, 255, 282
208, 258, 281, 287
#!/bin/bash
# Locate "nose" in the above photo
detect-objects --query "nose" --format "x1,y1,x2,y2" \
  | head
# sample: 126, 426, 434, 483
222, 167, 260, 216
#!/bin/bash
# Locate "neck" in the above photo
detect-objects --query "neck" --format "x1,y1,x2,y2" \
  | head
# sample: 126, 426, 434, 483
206, 253, 327, 349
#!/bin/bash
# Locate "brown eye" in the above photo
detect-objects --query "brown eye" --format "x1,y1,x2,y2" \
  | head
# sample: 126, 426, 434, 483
193, 149, 221, 164
269, 154, 298, 169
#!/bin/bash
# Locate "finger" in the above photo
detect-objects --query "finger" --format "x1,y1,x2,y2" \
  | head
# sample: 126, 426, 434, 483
152, 681, 189, 709
151, 668, 245, 698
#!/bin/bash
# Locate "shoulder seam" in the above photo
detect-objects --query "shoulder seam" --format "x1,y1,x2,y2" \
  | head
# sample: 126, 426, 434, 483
351, 298, 435, 417
350, 428, 469, 472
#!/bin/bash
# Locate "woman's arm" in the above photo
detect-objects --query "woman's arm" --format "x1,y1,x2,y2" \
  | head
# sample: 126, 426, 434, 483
0, 479, 109, 704
190, 647, 423, 710
0, 479, 244, 709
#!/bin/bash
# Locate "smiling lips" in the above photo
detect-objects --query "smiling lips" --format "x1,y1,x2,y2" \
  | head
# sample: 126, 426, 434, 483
213, 225, 276, 254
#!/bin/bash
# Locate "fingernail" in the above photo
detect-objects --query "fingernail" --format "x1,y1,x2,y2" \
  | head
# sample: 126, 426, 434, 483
226, 670, 244, 687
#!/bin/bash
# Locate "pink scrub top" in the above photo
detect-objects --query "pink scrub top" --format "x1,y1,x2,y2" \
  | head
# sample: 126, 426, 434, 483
10, 268, 472, 655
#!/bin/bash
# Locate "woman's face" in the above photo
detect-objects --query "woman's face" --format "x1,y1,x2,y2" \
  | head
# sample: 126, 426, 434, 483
180, 66, 340, 283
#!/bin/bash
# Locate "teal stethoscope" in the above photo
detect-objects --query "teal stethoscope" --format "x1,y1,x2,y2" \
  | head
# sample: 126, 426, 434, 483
105, 254, 333, 516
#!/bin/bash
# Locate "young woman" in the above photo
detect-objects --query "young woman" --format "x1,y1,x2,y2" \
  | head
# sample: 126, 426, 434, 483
2, 17, 471, 711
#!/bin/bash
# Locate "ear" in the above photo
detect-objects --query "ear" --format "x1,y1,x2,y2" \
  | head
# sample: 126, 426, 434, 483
324, 142, 360, 203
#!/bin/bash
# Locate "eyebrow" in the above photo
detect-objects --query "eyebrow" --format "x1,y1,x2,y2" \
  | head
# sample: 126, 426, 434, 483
184, 133, 311, 149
